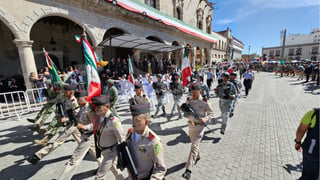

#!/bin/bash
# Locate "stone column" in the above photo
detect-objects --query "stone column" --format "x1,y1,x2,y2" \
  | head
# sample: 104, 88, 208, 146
178, 49, 184, 70
200, 48, 204, 66
207, 48, 212, 67
133, 49, 141, 62
13, 39, 37, 90
166, 52, 172, 60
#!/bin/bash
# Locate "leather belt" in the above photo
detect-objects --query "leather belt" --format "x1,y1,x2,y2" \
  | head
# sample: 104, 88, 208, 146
98, 143, 118, 151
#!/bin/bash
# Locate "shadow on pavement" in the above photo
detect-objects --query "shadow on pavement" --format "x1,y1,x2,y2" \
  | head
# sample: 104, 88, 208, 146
1, 155, 71, 179
152, 124, 190, 146
283, 163, 303, 174
201, 129, 221, 144
165, 162, 186, 176
289, 82, 305, 85
303, 82, 320, 94
72, 169, 96, 180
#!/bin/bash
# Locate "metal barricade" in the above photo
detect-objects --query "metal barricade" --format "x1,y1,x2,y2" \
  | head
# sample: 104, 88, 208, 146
0, 91, 29, 120
25, 87, 47, 112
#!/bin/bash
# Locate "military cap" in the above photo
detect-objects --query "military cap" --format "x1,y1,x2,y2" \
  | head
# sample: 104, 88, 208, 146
91, 95, 110, 106
173, 72, 180, 76
63, 84, 77, 90
134, 82, 142, 89
130, 103, 150, 116
197, 74, 204, 81
156, 74, 162, 78
230, 72, 237, 77
190, 81, 201, 90
107, 79, 115, 85
222, 72, 230, 78
75, 90, 87, 98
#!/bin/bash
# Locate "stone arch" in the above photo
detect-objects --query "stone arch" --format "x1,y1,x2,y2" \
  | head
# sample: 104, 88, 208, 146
0, 7, 22, 39
102, 27, 130, 60
22, 7, 97, 45
172, 41, 180, 46
100, 22, 132, 41
146, 36, 164, 43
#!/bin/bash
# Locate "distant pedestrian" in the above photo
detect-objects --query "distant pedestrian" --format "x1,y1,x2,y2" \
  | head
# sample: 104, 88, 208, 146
242, 69, 254, 96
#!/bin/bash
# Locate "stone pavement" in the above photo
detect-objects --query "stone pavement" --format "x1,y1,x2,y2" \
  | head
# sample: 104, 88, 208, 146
0, 72, 319, 180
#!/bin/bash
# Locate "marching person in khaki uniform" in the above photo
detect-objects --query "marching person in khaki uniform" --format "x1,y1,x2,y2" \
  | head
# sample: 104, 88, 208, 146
182, 82, 214, 180
126, 101, 167, 179
91, 95, 125, 180
107, 79, 119, 118
58, 90, 102, 180
26, 84, 81, 165
129, 83, 150, 105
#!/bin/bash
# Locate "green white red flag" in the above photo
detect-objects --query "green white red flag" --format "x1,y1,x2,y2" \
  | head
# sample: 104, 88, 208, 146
181, 47, 192, 87
75, 34, 101, 110
227, 50, 234, 74
43, 48, 62, 83
128, 55, 134, 85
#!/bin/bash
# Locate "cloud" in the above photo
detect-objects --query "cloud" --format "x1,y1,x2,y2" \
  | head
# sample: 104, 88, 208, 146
248, 0, 320, 9
214, 0, 319, 24
216, 18, 236, 25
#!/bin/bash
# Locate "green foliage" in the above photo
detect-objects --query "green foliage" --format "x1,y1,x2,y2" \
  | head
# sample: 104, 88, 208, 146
195, 64, 202, 70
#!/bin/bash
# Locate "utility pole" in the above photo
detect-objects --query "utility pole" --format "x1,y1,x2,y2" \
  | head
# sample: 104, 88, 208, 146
281, 29, 286, 61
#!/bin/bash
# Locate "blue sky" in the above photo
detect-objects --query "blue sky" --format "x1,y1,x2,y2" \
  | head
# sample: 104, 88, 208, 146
210, 0, 320, 55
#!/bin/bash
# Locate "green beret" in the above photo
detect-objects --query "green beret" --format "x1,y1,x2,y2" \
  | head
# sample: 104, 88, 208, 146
190, 82, 201, 91
92, 95, 110, 106
130, 103, 150, 116
107, 79, 115, 85
75, 90, 87, 98
63, 84, 77, 90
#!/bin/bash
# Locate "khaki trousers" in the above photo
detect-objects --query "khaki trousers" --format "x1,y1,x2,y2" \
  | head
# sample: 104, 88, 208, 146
95, 147, 124, 180
58, 135, 103, 180
35, 126, 81, 159
185, 124, 205, 171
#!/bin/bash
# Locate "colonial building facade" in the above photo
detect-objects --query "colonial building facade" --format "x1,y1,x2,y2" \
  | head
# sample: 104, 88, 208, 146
211, 28, 244, 62
0, 0, 222, 88
262, 28, 320, 62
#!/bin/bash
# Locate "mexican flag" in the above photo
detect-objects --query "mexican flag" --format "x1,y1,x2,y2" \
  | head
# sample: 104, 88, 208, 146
227, 51, 234, 74
75, 35, 108, 67
128, 55, 134, 85
43, 48, 62, 83
181, 47, 192, 87
76, 34, 101, 110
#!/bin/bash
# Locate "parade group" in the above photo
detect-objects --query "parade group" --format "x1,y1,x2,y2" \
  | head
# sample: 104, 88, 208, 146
23, 57, 319, 180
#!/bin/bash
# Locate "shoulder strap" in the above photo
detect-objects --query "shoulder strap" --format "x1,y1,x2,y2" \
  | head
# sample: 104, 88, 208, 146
148, 132, 155, 141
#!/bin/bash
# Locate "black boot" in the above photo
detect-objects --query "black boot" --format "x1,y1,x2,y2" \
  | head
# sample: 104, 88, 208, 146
27, 118, 36, 123
182, 169, 191, 180
27, 155, 40, 165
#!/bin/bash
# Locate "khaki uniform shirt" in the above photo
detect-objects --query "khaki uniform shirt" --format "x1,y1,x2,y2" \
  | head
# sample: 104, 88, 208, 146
127, 126, 166, 179
77, 103, 91, 125
132, 94, 150, 104
187, 98, 214, 125
96, 110, 125, 149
